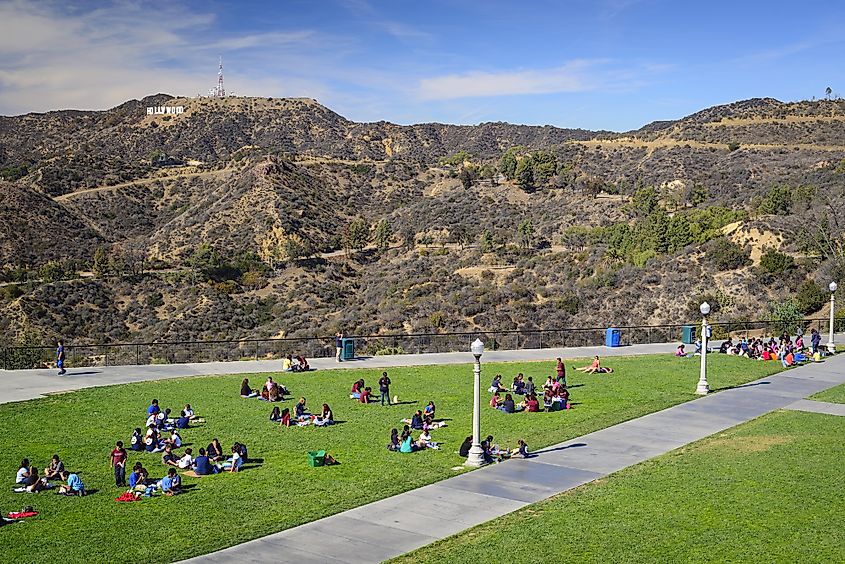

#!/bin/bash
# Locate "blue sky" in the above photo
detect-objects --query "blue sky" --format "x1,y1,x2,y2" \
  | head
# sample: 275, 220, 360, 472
1, 0, 844, 130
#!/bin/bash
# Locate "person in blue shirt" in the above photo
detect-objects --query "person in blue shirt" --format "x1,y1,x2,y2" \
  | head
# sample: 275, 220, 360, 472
58, 471, 84, 496
128, 463, 149, 490
56, 340, 66, 375
159, 468, 181, 496
193, 448, 217, 475
147, 399, 160, 417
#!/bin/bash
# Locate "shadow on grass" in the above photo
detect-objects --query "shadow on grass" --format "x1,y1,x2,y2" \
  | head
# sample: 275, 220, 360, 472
533, 442, 587, 455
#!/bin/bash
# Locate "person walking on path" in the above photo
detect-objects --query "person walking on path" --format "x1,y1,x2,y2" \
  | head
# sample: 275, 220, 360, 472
56, 340, 67, 375
379, 371, 392, 406
335, 332, 343, 363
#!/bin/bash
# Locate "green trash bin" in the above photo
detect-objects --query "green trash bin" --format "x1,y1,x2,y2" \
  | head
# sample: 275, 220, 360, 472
681, 325, 697, 344
341, 338, 355, 361
307, 450, 326, 467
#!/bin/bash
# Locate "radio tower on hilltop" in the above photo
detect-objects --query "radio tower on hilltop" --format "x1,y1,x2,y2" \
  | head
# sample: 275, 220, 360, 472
215, 56, 226, 97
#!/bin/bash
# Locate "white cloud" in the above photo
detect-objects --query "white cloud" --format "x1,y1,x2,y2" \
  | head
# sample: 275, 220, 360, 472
418, 60, 603, 100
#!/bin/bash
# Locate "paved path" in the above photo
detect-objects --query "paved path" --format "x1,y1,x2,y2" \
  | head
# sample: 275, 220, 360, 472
785, 398, 845, 417
0, 342, 683, 405
180, 353, 845, 564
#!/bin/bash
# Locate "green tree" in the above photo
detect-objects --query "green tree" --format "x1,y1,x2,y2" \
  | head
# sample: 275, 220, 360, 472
667, 214, 693, 252
517, 219, 534, 250
479, 164, 498, 186
759, 248, 795, 275
92, 246, 109, 278
373, 219, 393, 252
631, 186, 659, 216
758, 186, 793, 216
38, 261, 64, 283
688, 184, 708, 207
709, 238, 751, 271
515, 159, 535, 190
768, 298, 803, 335
795, 279, 827, 315
342, 218, 370, 255
480, 230, 495, 253
458, 167, 475, 190
531, 150, 557, 185
499, 148, 519, 180
826, 86, 833, 100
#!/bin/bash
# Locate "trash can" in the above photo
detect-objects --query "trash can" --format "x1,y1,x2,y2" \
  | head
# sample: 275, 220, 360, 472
682, 325, 697, 345
341, 338, 355, 361
307, 450, 326, 467
605, 328, 621, 347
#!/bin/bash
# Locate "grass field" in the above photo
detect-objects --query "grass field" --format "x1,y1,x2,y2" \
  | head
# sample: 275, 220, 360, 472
0, 355, 785, 562
391, 410, 845, 564
810, 381, 845, 404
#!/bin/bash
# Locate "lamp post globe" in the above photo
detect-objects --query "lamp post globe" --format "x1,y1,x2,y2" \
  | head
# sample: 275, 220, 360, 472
466, 338, 486, 467
696, 302, 710, 395
828, 282, 838, 354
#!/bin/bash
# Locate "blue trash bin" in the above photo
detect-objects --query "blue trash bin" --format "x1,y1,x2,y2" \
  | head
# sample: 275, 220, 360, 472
341, 338, 355, 361
605, 328, 621, 347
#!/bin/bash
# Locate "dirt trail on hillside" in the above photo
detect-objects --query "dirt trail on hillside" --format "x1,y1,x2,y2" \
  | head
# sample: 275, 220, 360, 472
54, 169, 229, 202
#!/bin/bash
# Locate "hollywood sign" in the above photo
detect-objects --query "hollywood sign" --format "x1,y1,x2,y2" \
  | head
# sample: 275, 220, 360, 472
146, 106, 185, 115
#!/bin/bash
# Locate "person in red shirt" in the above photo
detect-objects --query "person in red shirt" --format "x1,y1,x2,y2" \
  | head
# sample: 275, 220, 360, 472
525, 394, 540, 412
110, 440, 128, 487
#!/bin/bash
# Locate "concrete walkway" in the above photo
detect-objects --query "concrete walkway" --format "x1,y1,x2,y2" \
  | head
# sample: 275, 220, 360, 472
785, 398, 845, 417
0, 341, 685, 405
179, 353, 845, 564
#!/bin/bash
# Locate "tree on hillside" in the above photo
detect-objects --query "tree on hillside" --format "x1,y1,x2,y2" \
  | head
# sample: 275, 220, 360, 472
515, 159, 535, 191
517, 219, 534, 250
479, 164, 498, 186
687, 183, 708, 207
342, 218, 370, 256
499, 148, 521, 180
373, 218, 393, 252
826, 86, 833, 100
458, 167, 475, 190
480, 230, 495, 253
631, 186, 659, 216
531, 150, 557, 186
92, 246, 109, 278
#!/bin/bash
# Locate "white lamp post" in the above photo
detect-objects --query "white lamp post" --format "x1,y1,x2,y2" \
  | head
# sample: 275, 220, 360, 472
696, 302, 711, 395
465, 338, 486, 467
828, 282, 838, 354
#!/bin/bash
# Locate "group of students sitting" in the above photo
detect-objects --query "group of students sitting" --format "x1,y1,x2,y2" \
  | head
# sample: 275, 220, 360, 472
13, 455, 85, 496
270, 398, 334, 427
458, 435, 529, 462
282, 354, 311, 372
388, 401, 442, 452
130, 399, 201, 454
241, 377, 290, 402
677, 331, 820, 368
489, 364, 573, 413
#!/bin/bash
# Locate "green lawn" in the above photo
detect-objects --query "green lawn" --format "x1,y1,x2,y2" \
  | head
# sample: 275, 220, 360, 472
0, 355, 785, 562
391, 410, 845, 564
810, 381, 845, 404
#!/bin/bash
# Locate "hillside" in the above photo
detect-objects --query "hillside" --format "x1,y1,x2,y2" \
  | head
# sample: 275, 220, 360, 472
1, 95, 844, 348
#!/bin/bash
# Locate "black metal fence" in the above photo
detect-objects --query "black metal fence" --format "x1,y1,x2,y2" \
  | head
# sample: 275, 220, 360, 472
2, 317, 839, 371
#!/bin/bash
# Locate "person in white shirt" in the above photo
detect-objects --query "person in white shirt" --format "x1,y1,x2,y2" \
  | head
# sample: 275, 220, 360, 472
177, 448, 194, 469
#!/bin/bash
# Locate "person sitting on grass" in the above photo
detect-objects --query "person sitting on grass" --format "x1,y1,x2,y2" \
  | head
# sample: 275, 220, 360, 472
523, 394, 540, 413
387, 428, 401, 452
193, 448, 217, 475
240, 378, 258, 398
228, 444, 244, 472
162, 429, 182, 449
10, 460, 26, 484
400, 425, 411, 443
129, 462, 149, 491
557, 387, 571, 409
489, 392, 501, 409
489, 374, 508, 393
18, 466, 45, 493
574, 356, 613, 374
207, 438, 225, 462
177, 448, 194, 469
543, 389, 554, 412
314, 403, 334, 426
175, 411, 190, 429
416, 429, 438, 450
147, 399, 160, 417
423, 401, 436, 418
182, 404, 199, 421
359, 387, 373, 404
350, 379, 364, 399
279, 408, 291, 428
402, 410, 424, 430
270, 406, 282, 422
399, 431, 416, 453
145, 425, 163, 453
282, 355, 295, 372
130, 428, 144, 452
498, 393, 516, 413
162, 445, 179, 467
294, 397, 310, 420
675, 344, 686, 357
481, 435, 496, 464
512, 374, 526, 395
524, 376, 536, 397
57, 470, 84, 496
543, 375, 555, 391
510, 439, 529, 459
159, 468, 181, 496
459, 436, 472, 457
296, 355, 310, 371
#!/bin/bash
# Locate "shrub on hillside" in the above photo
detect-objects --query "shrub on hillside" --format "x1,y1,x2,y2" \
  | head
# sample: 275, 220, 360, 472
758, 249, 795, 276
708, 238, 751, 271
795, 279, 827, 315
